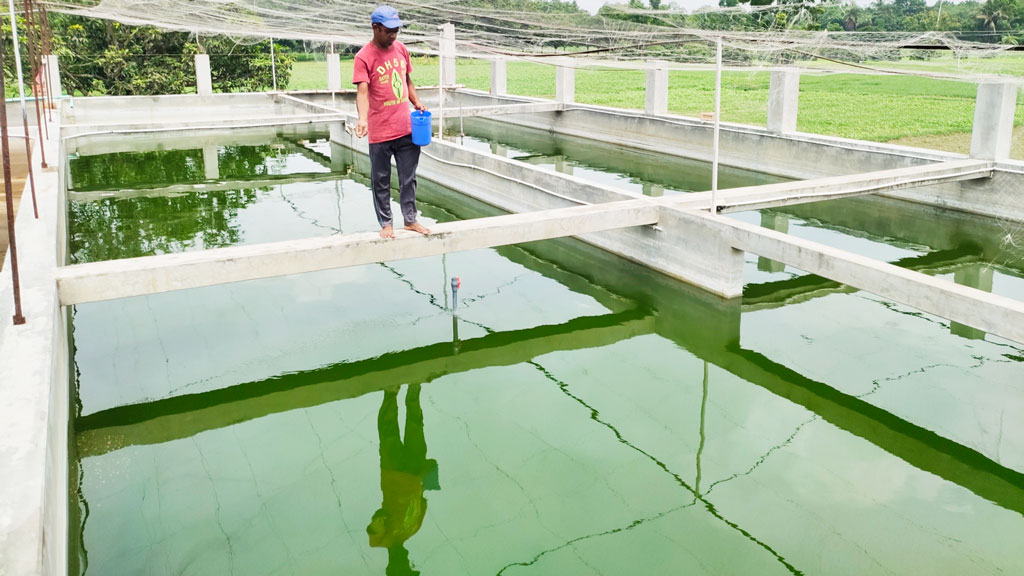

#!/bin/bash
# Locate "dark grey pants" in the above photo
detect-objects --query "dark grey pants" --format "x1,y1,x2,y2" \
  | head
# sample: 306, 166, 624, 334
368, 133, 421, 228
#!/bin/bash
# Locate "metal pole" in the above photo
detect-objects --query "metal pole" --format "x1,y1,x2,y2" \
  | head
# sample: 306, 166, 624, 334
0, 36, 27, 324
711, 37, 722, 213
23, 0, 47, 153
270, 38, 277, 91
7, 0, 39, 218
437, 28, 444, 140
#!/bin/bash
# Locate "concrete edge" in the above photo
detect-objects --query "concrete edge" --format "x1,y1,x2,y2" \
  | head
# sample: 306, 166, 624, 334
0, 119, 66, 576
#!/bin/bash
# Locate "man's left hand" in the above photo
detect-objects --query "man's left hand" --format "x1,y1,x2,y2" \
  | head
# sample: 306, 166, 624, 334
413, 101, 428, 112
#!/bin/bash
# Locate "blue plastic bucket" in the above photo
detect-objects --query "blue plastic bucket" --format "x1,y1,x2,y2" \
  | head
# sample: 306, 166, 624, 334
411, 110, 432, 146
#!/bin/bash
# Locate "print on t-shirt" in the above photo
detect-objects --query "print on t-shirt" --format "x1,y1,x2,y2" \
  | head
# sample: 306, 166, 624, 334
391, 69, 404, 101
376, 57, 408, 107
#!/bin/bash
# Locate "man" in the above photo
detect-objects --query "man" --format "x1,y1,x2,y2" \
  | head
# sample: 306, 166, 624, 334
353, 5, 430, 239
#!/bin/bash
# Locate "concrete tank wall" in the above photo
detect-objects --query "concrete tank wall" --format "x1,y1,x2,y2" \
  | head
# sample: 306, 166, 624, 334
442, 90, 1024, 223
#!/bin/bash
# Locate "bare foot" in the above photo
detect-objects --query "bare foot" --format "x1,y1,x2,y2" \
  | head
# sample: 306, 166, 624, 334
380, 225, 395, 239
404, 221, 431, 235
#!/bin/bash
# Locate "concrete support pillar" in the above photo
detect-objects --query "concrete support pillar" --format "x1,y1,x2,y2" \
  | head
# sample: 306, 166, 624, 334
195, 54, 213, 96
766, 68, 800, 134
554, 155, 573, 175
490, 143, 509, 157
329, 121, 345, 144
327, 53, 341, 91
330, 142, 353, 172
951, 263, 995, 339
970, 81, 1018, 161
45, 54, 62, 98
649, 207, 744, 299
202, 145, 219, 181
556, 65, 574, 104
757, 212, 789, 273
440, 23, 456, 87
491, 57, 507, 96
645, 63, 668, 116
642, 182, 665, 197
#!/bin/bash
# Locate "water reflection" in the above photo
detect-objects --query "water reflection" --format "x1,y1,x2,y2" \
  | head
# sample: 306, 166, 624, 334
463, 117, 786, 195
368, 384, 438, 576
67, 127, 1024, 576
950, 263, 996, 340
756, 213, 789, 273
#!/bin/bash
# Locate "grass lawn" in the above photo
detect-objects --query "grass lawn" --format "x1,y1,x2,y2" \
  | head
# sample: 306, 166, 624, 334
826, 51, 1024, 76
289, 54, 1024, 158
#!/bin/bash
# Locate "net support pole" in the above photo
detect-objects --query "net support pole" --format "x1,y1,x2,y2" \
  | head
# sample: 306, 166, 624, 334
7, 0, 39, 218
555, 65, 575, 104
438, 23, 455, 140
766, 68, 800, 135
490, 56, 507, 96
711, 37, 722, 213
195, 54, 213, 96
644, 61, 668, 116
270, 38, 278, 92
45, 55, 60, 105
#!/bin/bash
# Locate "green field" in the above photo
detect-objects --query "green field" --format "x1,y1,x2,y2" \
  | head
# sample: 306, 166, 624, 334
290, 55, 1024, 158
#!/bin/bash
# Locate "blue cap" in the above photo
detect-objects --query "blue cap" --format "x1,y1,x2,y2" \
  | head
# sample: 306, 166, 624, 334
371, 5, 402, 28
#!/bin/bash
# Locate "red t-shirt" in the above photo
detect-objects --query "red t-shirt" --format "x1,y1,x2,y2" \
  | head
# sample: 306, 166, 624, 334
353, 41, 414, 144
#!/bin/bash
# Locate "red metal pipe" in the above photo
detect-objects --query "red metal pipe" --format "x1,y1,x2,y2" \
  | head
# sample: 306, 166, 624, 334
24, 0, 49, 161
37, 3, 53, 122
1, 33, 27, 325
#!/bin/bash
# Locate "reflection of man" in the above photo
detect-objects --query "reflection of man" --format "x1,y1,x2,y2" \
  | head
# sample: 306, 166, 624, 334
353, 5, 430, 239
367, 384, 439, 576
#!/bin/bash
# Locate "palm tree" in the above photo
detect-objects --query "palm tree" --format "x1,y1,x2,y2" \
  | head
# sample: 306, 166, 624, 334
976, 0, 1008, 34
843, 4, 863, 31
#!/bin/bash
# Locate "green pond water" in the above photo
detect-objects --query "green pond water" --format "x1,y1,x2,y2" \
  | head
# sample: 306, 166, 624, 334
67, 124, 1024, 575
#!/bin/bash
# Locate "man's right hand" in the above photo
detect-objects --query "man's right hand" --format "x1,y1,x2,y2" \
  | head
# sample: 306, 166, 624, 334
356, 119, 368, 139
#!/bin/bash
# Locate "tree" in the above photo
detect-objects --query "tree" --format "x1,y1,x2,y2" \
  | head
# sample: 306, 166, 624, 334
50, 14, 293, 96
976, 0, 1012, 33
843, 4, 865, 30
